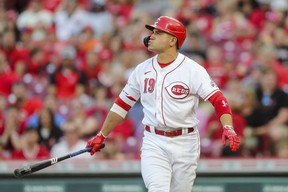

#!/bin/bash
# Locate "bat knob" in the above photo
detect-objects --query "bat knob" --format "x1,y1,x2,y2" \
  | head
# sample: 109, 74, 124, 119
14, 169, 22, 178
14, 166, 31, 178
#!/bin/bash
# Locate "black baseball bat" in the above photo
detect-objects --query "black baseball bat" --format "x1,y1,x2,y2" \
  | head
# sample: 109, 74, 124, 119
13, 144, 105, 178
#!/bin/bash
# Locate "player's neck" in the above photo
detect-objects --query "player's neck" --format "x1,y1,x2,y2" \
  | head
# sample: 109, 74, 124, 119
158, 59, 175, 68
157, 51, 178, 64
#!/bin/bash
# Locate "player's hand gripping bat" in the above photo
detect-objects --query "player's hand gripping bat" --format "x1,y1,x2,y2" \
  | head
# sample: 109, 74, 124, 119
13, 144, 105, 178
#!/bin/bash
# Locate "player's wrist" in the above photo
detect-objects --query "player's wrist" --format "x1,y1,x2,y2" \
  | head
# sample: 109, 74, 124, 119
223, 125, 237, 136
98, 131, 107, 139
223, 125, 234, 130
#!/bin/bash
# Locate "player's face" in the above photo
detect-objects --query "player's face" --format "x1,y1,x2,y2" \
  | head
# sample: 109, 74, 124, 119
147, 29, 177, 53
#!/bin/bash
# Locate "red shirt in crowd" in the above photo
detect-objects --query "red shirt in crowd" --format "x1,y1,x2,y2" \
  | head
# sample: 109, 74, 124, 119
42, 0, 61, 12
50, 68, 88, 99
0, 46, 29, 71
11, 145, 50, 160
0, 69, 20, 96
205, 63, 229, 89
21, 98, 43, 118
109, 117, 134, 140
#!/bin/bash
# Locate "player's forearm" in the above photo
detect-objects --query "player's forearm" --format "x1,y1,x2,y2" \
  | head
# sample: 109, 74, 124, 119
219, 114, 233, 127
99, 111, 124, 137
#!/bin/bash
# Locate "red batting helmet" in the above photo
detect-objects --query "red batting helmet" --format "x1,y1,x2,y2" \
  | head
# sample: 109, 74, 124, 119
145, 16, 186, 49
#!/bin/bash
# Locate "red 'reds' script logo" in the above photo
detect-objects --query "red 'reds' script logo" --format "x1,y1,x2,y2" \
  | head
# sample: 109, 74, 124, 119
165, 82, 190, 99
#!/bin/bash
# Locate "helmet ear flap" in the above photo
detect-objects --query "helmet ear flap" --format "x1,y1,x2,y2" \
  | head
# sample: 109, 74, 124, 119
143, 36, 150, 48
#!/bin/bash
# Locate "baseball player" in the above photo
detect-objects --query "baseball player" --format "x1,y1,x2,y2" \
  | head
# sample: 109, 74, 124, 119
86, 16, 240, 192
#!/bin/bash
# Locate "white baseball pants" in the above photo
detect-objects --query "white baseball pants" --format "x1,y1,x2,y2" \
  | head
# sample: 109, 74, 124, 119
141, 129, 200, 192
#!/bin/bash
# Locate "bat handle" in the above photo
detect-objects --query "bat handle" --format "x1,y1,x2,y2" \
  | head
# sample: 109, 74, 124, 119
86, 143, 105, 152
69, 144, 105, 157
82, 147, 93, 153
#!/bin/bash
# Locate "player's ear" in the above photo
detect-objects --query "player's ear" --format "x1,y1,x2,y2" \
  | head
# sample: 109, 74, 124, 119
169, 36, 177, 47
143, 36, 150, 47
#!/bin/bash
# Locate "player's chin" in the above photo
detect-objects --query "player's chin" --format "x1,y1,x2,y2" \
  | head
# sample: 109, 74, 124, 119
147, 45, 157, 52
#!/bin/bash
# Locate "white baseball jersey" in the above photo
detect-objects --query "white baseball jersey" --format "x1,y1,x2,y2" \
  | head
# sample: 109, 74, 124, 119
112, 53, 220, 130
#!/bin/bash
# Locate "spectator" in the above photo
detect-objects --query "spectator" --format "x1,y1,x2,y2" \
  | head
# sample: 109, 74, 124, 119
0, 8, 7, 34
8, 82, 43, 121
94, 137, 125, 160
35, 107, 63, 150
27, 47, 49, 76
0, 106, 25, 152
51, 121, 90, 159
272, 27, 288, 92
27, 95, 65, 129
273, 27, 288, 67
176, 0, 213, 36
109, 115, 136, 156
182, 31, 207, 64
116, 49, 137, 80
79, 26, 102, 53
121, 21, 146, 50
48, 46, 88, 100
269, 123, 288, 156
86, 81, 110, 134
244, 69, 288, 156
237, 0, 259, 19
54, 0, 90, 41
210, 0, 256, 63
106, 0, 135, 28
11, 127, 50, 160
88, 80, 111, 107
40, 25, 61, 61
211, 0, 239, 42
0, 9, 19, 39
4, 0, 30, 13
16, 0, 53, 31
248, 0, 269, 29
0, 30, 30, 71
204, 45, 228, 89
0, 94, 6, 121
0, 141, 10, 160
0, 52, 20, 96
86, 0, 114, 38
253, 44, 288, 91
81, 50, 102, 84
274, 138, 288, 157
18, 27, 34, 50
97, 48, 115, 89
68, 99, 99, 139
109, 115, 135, 141
42, 0, 62, 13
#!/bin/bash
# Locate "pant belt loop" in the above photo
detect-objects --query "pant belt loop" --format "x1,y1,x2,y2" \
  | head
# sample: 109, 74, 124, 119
182, 128, 188, 135
150, 126, 156, 134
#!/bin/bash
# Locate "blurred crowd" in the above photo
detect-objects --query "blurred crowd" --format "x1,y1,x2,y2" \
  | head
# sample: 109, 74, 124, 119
0, 0, 288, 161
